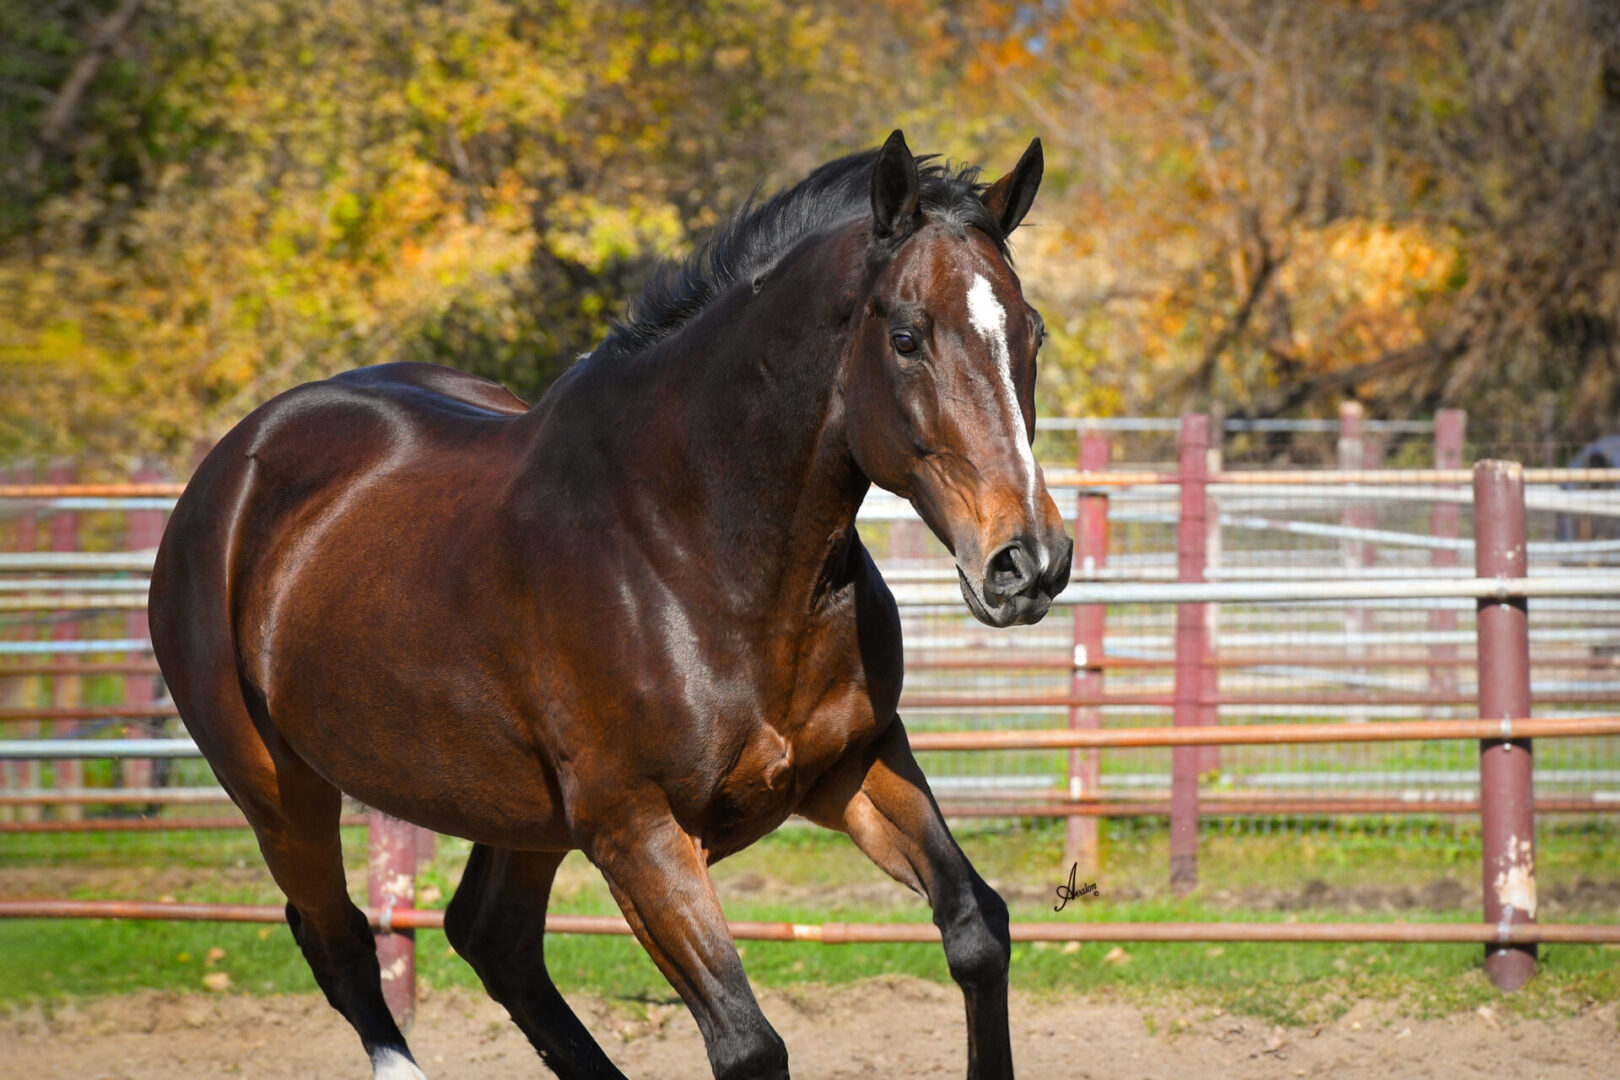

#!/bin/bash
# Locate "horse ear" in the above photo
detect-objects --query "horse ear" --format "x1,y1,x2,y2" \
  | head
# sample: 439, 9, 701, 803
871, 129, 920, 240
982, 137, 1043, 235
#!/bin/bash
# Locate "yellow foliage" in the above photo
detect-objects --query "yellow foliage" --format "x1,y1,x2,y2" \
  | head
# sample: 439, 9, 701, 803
2, 0, 860, 464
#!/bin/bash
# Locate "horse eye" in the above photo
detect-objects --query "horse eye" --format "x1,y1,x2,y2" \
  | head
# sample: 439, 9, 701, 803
890, 330, 919, 356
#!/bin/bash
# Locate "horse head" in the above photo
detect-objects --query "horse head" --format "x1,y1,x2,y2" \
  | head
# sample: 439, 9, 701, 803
845, 130, 1073, 627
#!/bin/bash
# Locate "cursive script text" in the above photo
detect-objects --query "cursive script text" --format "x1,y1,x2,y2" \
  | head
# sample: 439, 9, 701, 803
1053, 862, 1099, 911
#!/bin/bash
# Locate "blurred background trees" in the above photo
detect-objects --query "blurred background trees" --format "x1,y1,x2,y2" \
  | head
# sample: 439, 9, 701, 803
3, 0, 1618, 467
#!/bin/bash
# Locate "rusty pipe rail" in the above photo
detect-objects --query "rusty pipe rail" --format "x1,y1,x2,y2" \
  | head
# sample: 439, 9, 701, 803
17, 692, 1620, 726
905, 716, 1620, 751
899, 691, 1620, 709
3, 470, 1615, 499
4, 717, 1617, 760
1, 899, 1615, 944
0, 483, 186, 498
0, 815, 367, 834
935, 797, 1618, 818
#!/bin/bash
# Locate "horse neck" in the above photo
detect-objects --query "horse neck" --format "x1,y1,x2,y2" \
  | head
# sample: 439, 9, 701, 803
599, 228, 872, 607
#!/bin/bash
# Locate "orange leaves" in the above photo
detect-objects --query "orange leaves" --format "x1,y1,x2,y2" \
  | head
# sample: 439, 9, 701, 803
1274, 221, 1463, 375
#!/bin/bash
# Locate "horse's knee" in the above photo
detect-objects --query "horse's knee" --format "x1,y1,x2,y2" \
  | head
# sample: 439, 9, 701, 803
709, 1021, 789, 1080
943, 883, 1010, 992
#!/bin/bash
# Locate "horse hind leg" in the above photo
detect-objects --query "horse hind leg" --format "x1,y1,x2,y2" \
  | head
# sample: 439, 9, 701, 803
254, 758, 427, 1079
445, 845, 627, 1079
171, 667, 426, 1078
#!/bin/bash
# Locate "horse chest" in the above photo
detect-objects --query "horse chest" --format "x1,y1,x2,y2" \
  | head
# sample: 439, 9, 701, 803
703, 639, 893, 841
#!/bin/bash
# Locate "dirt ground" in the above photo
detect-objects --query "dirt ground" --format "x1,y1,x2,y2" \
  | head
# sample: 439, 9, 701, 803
4, 978, 1617, 1080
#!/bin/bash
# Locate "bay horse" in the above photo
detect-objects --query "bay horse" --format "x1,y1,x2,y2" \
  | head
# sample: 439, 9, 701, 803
148, 130, 1071, 1080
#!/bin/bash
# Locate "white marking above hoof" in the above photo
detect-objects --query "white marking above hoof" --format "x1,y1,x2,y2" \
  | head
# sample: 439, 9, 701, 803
372, 1047, 428, 1080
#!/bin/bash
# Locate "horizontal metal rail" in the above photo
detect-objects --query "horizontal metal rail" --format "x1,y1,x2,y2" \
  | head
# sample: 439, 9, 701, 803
934, 796, 1618, 817
1037, 417, 1437, 433
0, 899, 1614, 944
10, 689, 1620, 727
0, 639, 151, 656
5, 716, 1616, 760
0, 595, 147, 611
0, 739, 203, 759
0, 661, 162, 677
0, 704, 178, 721
2, 469, 1614, 502
1043, 468, 1620, 487
15, 575, 1617, 613
0, 483, 185, 498
0, 815, 367, 834
904, 716, 1620, 751
0, 578, 150, 592
904, 652, 1620, 671
0, 552, 156, 571
0, 787, 234, 805
1044, 576, 1620, 606
898, 691, 1620, 710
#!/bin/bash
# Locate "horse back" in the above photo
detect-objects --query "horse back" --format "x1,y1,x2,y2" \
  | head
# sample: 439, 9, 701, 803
326, 362, 531, 415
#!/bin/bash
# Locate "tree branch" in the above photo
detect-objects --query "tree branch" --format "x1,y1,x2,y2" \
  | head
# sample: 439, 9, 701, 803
25, 0, 146, 178
1183, 227, 1281, 401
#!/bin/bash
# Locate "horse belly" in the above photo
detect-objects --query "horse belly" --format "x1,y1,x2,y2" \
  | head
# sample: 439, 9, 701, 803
269, 677, 572, 849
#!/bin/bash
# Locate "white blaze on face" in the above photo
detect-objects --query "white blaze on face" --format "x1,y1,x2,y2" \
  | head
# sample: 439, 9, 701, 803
966, 272, 1039, 512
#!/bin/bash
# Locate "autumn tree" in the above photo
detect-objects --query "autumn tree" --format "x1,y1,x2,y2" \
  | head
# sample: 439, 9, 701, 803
909, 0, 1620, 443
8, 0, 1617, 464
0, 0, 896, 465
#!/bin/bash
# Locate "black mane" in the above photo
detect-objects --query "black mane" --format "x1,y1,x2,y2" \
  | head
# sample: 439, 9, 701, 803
599, 146, 1008, 359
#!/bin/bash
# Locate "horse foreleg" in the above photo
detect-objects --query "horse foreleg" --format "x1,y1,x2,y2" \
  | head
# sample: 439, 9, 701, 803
584, 814, 789, 1080
801, 718, 1014, 1080
444, 844, 627, 1079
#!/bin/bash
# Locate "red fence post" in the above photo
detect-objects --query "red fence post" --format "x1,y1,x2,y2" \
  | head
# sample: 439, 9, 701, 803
1199, 421, 1222, 777
1474, 459, 1537, 991
1066, 431, 1109, 873
369, 810, 419, 1028
123, 463, 166, 792
1172, 415, 1209, 896
48, 461, 81, 816
1430, 411, 1467, 699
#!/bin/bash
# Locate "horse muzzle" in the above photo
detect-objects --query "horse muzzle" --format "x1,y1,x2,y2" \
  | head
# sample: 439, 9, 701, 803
957, 532, 1073, 627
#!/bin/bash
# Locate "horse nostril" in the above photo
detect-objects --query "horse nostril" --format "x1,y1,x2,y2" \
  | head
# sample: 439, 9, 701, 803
984, 542, 1035, 603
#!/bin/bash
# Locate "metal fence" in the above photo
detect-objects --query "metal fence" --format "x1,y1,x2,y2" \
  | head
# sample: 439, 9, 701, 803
876, 410, 1620, 852
6, 418, 1620, 845
3, 410, 1620, 1005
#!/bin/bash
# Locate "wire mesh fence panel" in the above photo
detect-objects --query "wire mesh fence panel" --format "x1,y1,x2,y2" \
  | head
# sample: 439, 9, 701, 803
870, 418, 1620, 877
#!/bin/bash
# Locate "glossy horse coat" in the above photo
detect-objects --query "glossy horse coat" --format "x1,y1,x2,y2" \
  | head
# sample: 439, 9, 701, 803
149, 131, 1071, 1080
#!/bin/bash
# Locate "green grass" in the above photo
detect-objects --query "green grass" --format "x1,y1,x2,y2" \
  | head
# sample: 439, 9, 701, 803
5, 900, 1617, 1026
4, 819, 1617, 1024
